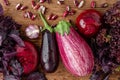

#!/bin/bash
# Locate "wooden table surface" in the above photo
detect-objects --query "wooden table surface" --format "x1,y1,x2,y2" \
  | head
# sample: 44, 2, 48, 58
0, 0, 119, 80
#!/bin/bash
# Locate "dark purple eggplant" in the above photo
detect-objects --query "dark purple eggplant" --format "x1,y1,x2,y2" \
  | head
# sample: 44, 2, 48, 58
39, 12, 59, 73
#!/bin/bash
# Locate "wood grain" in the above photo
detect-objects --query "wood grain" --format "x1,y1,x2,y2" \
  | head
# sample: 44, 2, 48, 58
0, 0, 119, 80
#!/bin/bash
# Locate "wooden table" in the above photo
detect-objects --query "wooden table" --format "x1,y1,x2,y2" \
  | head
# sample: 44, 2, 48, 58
0, 0, 119, 80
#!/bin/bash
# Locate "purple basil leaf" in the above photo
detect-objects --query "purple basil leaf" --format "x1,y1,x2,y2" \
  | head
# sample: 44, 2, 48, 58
0, 35, 2, 46
2, 60, 9, 75
0, 4, 3, 16
0, 68, 2, 72
0, 6, 23, 80
90, 70, 110, 80
0, 30, 7, 46
3, 52, 16, 61
102, 65, 110, 73
4, 75, 20, 80
10, 59, 23, 76
90, 71, 102, 80
0, 57, 3, 71
103, 74, 110, 80
10, 30, 20, 36
9, 34, 25, 47
27, 72, 47, 80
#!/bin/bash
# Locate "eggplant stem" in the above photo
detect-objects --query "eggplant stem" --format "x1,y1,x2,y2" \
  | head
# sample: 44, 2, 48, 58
54, 20, 71, 35
38, 12, 53, 33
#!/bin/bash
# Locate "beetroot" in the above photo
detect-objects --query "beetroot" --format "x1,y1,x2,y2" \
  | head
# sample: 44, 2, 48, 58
54, 21, 94, 76
16, 41, 38, 74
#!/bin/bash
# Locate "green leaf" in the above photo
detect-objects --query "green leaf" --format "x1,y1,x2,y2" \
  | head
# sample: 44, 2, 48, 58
54, 20, 71, 35
38, 12, 53, 33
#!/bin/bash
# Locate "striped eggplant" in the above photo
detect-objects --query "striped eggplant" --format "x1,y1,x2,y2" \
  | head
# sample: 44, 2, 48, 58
54, 21, 94, 76
39, 12, 59, 73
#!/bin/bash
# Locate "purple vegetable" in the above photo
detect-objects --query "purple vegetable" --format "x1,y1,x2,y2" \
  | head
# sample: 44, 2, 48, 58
40, 30, 59, 73
90, 70, 110, 80
39, 12, 94, 76
9, 59, 23, 76
39, 12, 59, 73
3, 59, 23, 80
54, 21, 94, 76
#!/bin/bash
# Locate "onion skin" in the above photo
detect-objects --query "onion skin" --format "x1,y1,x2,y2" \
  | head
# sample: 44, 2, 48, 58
55, 23, 94, 76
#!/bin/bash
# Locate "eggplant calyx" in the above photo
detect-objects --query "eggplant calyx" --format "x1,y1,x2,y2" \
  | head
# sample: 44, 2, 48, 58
54, 20, 71, 35
38, 12, 53, 33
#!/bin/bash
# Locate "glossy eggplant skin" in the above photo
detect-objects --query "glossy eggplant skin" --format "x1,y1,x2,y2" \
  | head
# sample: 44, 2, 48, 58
40, 30, 59, 73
